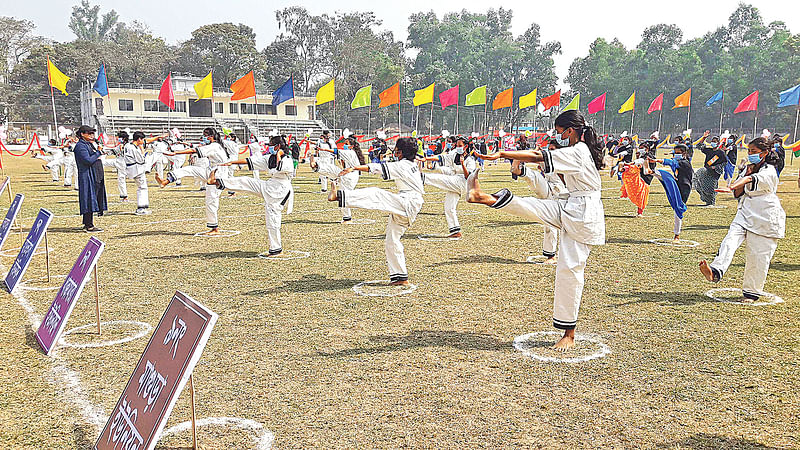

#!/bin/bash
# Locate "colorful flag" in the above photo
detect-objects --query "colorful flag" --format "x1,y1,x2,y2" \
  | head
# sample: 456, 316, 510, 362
619, 92, 635, 113
439, 85, 459, 109
92, 63, 108, 97
379, 82, 400, 108
351, 85, 372, 109
492, 87, 513, 110
465, 85, 487, 106
193, 70, 213, 101
540, 90, 561, 111
315, 78, 334, 105
47, 57, 70, 96
648, 93, 663, 114
734, 91, 759, 114
158, 73, 175, 110
563, 93, 580, 111
413, 83, 435, 106
519, 88, 537, 110
231, 71, 257, 101
778, 84, 800, 107
672, 88, 691, 109
272, 76, 294, 106
587, 92, 606, 114
706, 90, 723, 106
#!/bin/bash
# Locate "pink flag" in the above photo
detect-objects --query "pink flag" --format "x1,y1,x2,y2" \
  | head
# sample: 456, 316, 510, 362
587, 92, 606, 114
159, 73, 175, 110
734, 90, 759, 114
647, 93, 664, 114
439, 85, 459, 109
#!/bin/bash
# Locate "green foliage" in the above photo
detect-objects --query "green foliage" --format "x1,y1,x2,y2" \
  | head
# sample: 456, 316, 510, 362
68, 0, 118, 42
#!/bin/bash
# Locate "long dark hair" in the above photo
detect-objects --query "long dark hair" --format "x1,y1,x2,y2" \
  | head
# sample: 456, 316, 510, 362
554, 110, 604, 170
748, 137, 779, 166
395, 137, 417, 161
202, 127, 221, 143
344, 137, 366, 165
117, 130, 129, 144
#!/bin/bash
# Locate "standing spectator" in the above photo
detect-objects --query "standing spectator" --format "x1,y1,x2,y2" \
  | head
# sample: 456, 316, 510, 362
73, 125, 107, 232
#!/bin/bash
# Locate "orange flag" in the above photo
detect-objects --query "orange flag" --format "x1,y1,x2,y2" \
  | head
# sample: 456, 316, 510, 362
379, 82, 400, 107
672, 88, 691, 109
492, 87, 513, 110
540, 90, 562, 111
230, 71, 257, 101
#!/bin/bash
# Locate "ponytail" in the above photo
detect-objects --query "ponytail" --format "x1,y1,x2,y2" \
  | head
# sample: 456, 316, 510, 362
554, 110, 604, 170
346, 137, 366, 165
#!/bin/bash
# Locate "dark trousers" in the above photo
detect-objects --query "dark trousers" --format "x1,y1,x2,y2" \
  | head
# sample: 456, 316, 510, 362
82, 212, 94, 228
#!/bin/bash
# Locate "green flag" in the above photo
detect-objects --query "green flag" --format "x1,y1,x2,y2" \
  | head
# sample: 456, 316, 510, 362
351, 85, 372, 109
563, 93, 580, 111
465, 85, 487, 106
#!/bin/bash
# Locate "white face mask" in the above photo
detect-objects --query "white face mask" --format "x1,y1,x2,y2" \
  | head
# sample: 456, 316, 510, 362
555, 129, 570, 147
455, 146, 465, 155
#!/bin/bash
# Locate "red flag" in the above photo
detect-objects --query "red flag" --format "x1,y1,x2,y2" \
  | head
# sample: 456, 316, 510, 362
158, 73, 175, 109
734, 90, 759, 114
379, 82, 400, 108
647, 93, 664, 114
587, 92, 606, 114
540, 90, 561, 111
439, 85, 459, 109
230, 71, 257, 101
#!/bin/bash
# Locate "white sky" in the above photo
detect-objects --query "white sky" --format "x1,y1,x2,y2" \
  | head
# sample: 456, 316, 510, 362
5, 0, 800, 89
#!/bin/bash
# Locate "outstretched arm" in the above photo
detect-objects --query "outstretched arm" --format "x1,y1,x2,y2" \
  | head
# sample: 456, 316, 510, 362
338, 165, 371, 177
475, 150, 544, 163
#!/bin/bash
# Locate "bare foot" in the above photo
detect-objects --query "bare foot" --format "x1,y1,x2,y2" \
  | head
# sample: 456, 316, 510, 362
448, 232, 462, 238
327, 180, 338, 202
207, 169, 217, 186
202, 228, 221, 236
738, 297, 754, 304
267, 251, 282, 257
541, 257, 558, 265
553, 330, 575, 352
389, 280, 409, 286
672, 236, 681, 244
309, 154, 318, 171
699, 260, 714, 282
154, 174, 169, 188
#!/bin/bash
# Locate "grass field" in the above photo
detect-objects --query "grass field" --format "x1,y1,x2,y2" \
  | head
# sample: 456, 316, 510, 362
0, 147, 798, 449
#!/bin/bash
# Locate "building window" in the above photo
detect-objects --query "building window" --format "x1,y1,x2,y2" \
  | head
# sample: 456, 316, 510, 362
175, 101, 186, 113
118, 99, 134, 111
229, 103, 238, 114
144, 100, 170, 112
240, 103, 254, 114
215, 102, 224, 113
95, 97, 105, 115
285, 105, 297, 116
307, 105, 314, 119
256, 104, 276, 115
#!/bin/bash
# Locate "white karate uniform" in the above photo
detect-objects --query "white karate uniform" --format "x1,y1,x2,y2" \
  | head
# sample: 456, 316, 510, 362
166, 143, 187, 185
168, 142, 230, 229
338, 159, 425, 282
217, 153, 295, 254
148, 141, 171, 179
489, 142, 605, 330
517, 163, 568, 258
422, 152, 477, 234
36, 147, 62, 181
709, 164, 785, 300
316, 138, 335, 189
54, 145, 78, 189
313, 147, 362, 220
122, 142, 151, 211
248, 142, 263, 179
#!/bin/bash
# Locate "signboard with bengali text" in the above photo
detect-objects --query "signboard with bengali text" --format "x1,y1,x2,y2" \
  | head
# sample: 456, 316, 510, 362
3, 208, 52, 293
0, 193, 23, 251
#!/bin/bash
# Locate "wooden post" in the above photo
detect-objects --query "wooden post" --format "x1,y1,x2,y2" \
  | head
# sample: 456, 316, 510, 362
189, 374, 198, 449
94, 265, 101, 335
44, 231, 50, 283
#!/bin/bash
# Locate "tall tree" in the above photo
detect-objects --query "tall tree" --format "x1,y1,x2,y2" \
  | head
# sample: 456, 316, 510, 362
68, 0, 119, 42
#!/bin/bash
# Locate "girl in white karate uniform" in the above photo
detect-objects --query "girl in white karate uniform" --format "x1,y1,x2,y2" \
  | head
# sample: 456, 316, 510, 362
247, 136, 264, 179
123, 131, 164, 215
315, 130, 335, 192
35, 139, 64, 182
156, 127, 232, 235
510, 139, 569, 264
468, 110, 606, 351
699, 137, 786, 301
328, 138, 425, 285
310, 135, 366, 222
420, 136, 477, 237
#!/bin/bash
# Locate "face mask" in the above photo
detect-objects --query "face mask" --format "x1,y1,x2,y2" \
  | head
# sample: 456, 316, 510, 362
774, 143, 780, 150
747, 153, 763, 164
455, 146, 465, 155
673, 154, 683, 161
727, 139, 733, 144
342, 144, 350, 150
446, 143, 453, 150
555, 129, 570, 147
268, 146, 277, 155
202, 136, 210, 145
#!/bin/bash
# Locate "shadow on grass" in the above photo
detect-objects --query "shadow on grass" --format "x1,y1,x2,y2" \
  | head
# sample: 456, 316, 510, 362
283, 218, 342, 225
731, 261, 800, 272
477, 220, 533, 228
244, 274, 363, 295
146, 250, 261, 259
46, 226, 90, 234
72, 423, 95, 448
428, 254, 526, 266
683, 224, 729, 231
112, 230, 196, 239
657, 433, 779, 449
24, 325, 40, 351
606, 237, 652, 245
608, 290, 714, 307
316, 329, 511, 357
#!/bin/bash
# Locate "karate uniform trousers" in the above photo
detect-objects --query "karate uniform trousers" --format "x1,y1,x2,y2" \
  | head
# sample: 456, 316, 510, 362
709, 224, 778, 300
314, 160, 359, 221
519, 168, 566, 259
422, 172, 466, 235
317, 153, 335, 190
36, 154, 60, 181
169, 164, 229, 229
126, 162, 150, 211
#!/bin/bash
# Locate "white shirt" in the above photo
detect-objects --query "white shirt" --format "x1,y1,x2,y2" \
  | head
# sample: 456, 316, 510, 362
248, 153, 295, 213
316, 138, 334, 160
368, 158, 425, 223
123, 142, 147, 177
733, 164, 785, 238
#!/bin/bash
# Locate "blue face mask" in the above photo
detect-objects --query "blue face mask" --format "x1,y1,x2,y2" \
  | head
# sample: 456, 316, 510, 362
555, 129, 570, 147
747, 153, 763, 164
673, 154, 683, 161
342, 144, 350, 150
446, 143, 453, 150
268, 146, 277, 155
202, 136, 210, 145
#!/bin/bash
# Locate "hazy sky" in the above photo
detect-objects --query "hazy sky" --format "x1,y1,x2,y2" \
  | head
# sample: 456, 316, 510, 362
6, 0, 800, 88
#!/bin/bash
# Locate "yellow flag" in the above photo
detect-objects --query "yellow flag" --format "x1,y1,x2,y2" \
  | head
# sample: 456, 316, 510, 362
413, 82, 435, 106
618, 92, 635, 113
519, 88, 537, 110
316, 78, 335, 105
194, 70, 213, 100
47, 57, 70, 96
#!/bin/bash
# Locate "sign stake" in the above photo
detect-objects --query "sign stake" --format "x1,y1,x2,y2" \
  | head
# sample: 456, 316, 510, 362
94, 264, 101, 335
44, 231, 51, 283
190, 374, 198, 449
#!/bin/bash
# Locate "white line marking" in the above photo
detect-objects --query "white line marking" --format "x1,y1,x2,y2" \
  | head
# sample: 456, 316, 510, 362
705, 287, 784, 306
193, 230, 241, 238
649, 238, 701, 248
352, 280, 417, 297
159, 416, 274, 449
417, 234, 461, 241
59, 320, 153, 349
257, 250, 310, 260
18, 274, 67, 291
513, 331, 611, 363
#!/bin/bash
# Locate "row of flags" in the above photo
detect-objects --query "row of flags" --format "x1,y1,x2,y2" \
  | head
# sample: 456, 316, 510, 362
45, 57, 800, 115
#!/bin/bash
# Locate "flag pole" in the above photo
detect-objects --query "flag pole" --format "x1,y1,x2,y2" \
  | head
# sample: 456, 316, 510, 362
792, 105, 799, 164
46, 56, 59, 135
397, 84, 401, 136
602, 109, 606, 138
367, 103, 372, 137
719, 91, 724, 135
753, 108, 757, 139
455, 101, 459, 135
686, 99, 691, 131
415, 106, 419, 135
657, 108, 662, 141
429, 103, 433, 143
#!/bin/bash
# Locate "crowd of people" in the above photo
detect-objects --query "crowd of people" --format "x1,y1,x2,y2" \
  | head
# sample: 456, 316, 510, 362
28, 110, 793, 350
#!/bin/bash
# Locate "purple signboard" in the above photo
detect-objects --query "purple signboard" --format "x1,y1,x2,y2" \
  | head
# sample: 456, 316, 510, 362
35, 237, 105, 355
95, 291, 218, 450
0, 193, 23, 251
4, 208, 53, 293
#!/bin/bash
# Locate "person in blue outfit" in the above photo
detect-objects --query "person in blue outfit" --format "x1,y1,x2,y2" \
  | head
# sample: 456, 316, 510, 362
73, 125, 107, 232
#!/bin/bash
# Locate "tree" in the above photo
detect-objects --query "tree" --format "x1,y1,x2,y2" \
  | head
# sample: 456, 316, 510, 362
68, 0, 119, 42
274, 7, 330, 92
176, 23, 263, 88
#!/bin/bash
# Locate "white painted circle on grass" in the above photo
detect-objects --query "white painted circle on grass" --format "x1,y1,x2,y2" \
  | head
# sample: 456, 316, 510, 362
193, 229, 241, 238
418, 234, 461, 241
60, 320, 152, 349
343, 218, 375, 225
623, 211, 661, 217
513, 331, 611, 363
296, 208, 340, 214
705, 288, 784, 306
458, 210, 480, 216
18, 274, 67, 291
649, 238, 701, 248
158, 416, 274, 450
352, 280, 417, 297
525, 255, 557, 265
257, 250, 310, 260
0, 245, 55, 258
699, 204, 727, 209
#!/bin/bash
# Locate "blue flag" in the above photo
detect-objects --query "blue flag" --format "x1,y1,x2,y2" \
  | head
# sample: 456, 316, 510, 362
706, 90, 723, 107
778, 84, 800, 108
272, 76, 294, 106
92, 63, 108, 97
